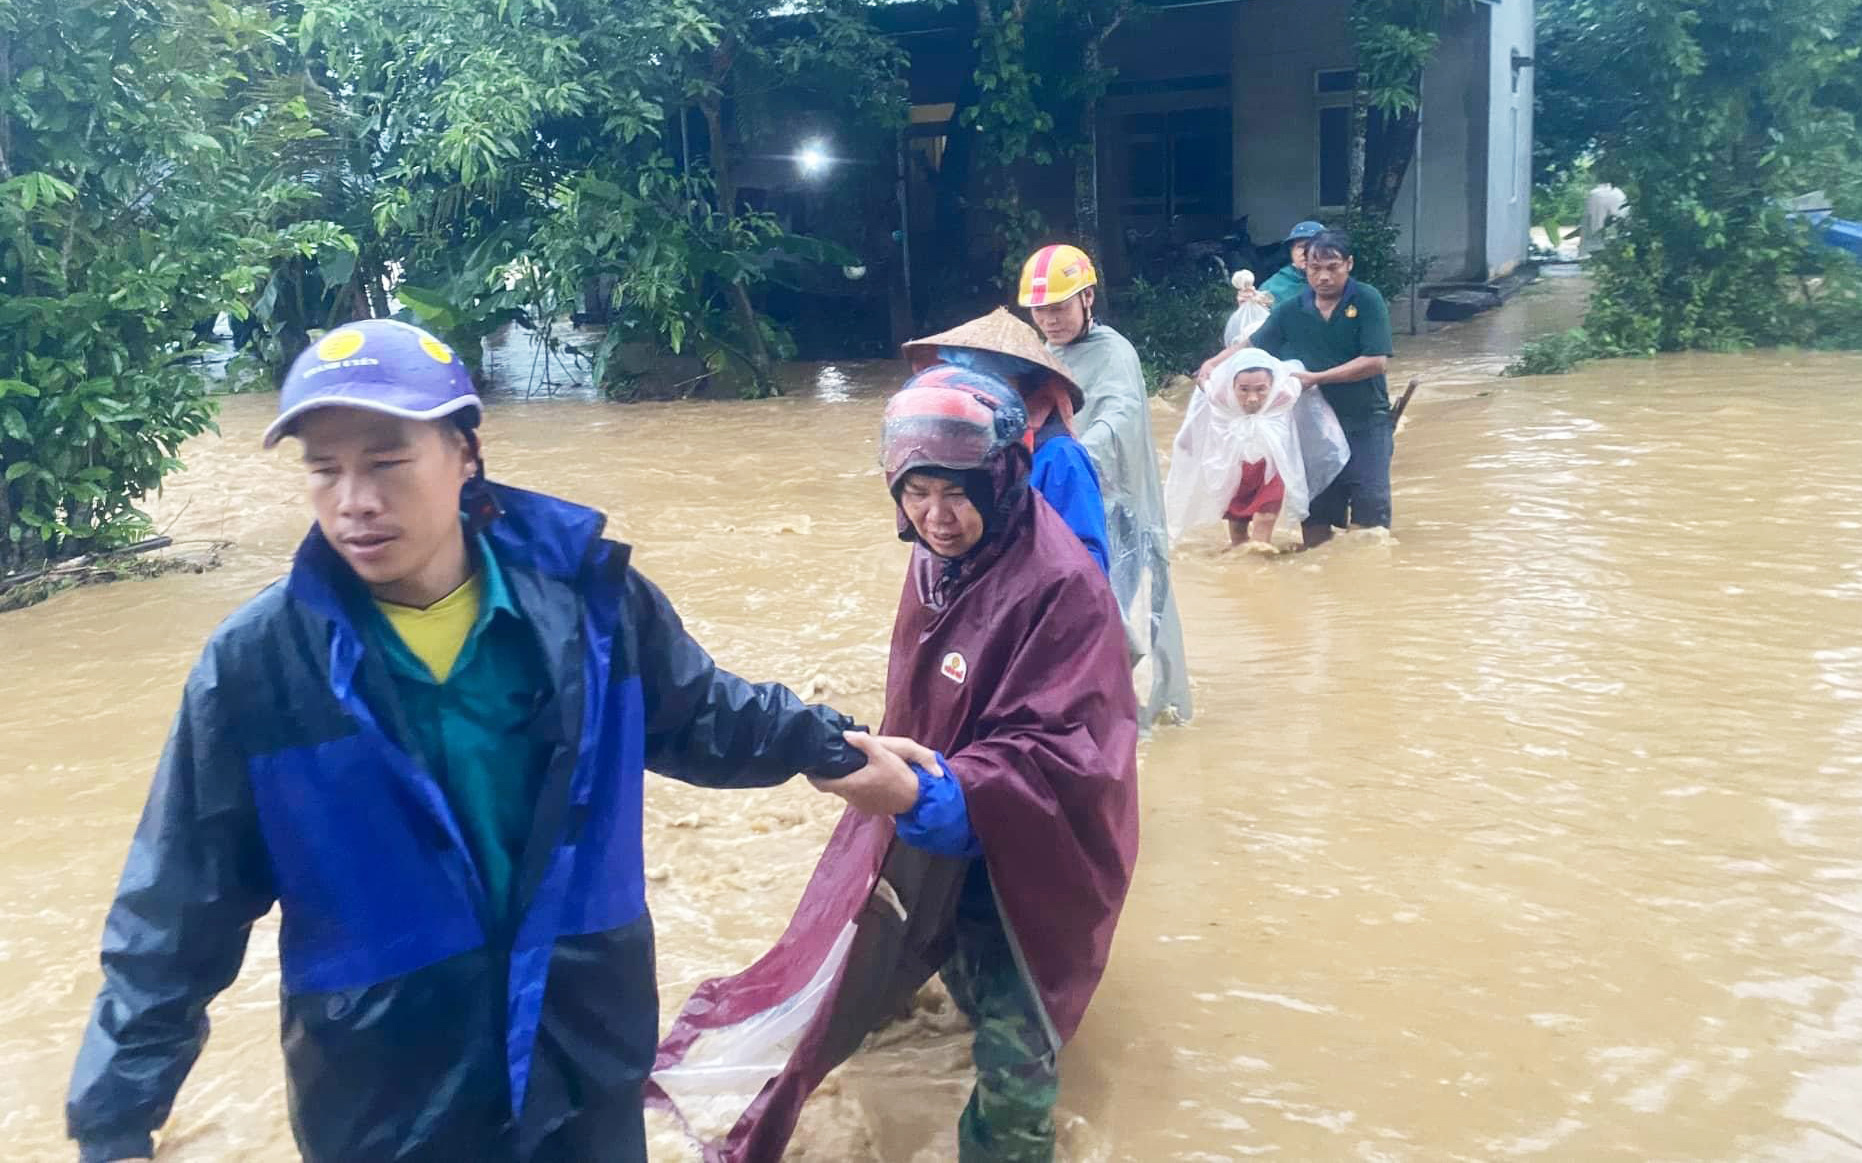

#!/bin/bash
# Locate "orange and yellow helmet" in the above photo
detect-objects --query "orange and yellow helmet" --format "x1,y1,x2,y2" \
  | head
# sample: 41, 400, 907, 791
1017, 244, 1098, 308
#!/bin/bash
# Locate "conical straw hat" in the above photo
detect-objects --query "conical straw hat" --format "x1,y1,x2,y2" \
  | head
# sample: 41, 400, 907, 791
901, 308, 1084, 409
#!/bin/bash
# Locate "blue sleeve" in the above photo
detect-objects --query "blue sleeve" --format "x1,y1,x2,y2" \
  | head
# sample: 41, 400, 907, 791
1030, 441, 1111, 575
893, 753, 982, 858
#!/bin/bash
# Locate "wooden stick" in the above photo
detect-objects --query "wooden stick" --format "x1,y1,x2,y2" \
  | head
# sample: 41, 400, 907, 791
1391, 377, 1421, 428
0, 535, 174, 594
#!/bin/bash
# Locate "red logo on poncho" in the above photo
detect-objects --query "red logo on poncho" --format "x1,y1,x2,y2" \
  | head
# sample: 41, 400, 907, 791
940, 651, 967, 685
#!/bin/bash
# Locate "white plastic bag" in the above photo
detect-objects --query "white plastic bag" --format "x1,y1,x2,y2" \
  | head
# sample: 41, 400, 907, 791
1222, 270, 1274, 347
650, 920, 860, 1139
1293, 387, 1350, 500
1223, 301, 1271, 348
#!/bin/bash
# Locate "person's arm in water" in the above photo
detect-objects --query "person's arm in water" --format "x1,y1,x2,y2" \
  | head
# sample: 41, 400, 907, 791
67, 645, 276, 1163
629, 566, 867, 786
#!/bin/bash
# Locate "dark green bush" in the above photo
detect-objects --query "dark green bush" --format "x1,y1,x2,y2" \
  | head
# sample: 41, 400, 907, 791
1113, 274, 1234, 394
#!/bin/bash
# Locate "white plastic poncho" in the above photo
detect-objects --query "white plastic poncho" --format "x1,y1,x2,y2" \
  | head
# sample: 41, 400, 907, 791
1049, 322, 1191, 726
1165, 349, 1325, 542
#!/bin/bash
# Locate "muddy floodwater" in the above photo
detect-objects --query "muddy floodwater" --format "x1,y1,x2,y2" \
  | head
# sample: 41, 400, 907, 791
6, 273, 1862, 1160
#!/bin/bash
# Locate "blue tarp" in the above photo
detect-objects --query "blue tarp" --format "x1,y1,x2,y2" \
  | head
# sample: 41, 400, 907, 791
1812, 214, 1862, 260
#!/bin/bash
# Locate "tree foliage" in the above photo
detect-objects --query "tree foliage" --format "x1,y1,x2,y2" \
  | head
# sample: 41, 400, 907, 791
1558, 0, 1862, 358
0, 0, 348, 574
297, 0, 901, 396
0, 0, 913, 574
1347, 0, 1477, 219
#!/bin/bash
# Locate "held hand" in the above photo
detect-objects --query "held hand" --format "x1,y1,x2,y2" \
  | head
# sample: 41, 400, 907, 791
809, 731, 922, 817
864, 733, 940, 771
1195, 352, 1225, 385
1292, 370, 1324, 390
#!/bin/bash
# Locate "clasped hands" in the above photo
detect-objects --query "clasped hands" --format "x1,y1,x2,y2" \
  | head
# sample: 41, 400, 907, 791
810, 731, 941, 817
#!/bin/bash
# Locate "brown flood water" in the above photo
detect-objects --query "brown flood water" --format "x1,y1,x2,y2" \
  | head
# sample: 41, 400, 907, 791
6, 272, 1862, 1160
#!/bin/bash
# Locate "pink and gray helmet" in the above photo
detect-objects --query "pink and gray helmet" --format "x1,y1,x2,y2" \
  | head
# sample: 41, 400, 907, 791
262, 319, 480, 448
879, 366, 1028, 494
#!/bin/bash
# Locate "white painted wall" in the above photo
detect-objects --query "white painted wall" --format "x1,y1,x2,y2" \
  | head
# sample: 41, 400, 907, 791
1232, 0, 1535, 283
1484, 0, 1535, 278
1389, 2, 1488, 284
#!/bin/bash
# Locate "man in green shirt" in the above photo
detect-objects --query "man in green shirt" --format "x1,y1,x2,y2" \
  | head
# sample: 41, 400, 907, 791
364, 529, 553, 924
1198, 229, 1395, 546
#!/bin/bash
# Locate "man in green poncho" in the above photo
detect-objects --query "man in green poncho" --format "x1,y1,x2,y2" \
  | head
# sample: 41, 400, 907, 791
1016, 243, 1191, 726
1258, 219, 1326, 306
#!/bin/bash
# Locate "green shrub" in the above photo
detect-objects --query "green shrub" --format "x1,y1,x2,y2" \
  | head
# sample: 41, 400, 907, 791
1503, 328, 1604, 376
1336, 206, 1433, 301
1114, 274, 1234, 394
1533, 157, 1594, 237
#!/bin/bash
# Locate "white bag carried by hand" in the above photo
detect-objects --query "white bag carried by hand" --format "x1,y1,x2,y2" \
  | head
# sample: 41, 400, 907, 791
1222, 270, 1274, 347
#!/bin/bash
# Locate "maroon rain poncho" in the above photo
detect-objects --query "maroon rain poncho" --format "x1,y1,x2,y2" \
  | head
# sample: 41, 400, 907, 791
649, 485, 1139, 1161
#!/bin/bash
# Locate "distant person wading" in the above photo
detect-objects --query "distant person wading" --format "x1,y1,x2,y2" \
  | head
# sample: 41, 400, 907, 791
1198, 229, 1396, 547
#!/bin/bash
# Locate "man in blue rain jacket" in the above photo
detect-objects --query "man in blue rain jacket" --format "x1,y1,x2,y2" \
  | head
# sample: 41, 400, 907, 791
65, 320, 874, 1163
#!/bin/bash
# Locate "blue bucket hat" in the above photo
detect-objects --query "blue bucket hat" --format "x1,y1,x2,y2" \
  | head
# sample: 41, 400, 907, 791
1286, 220, 1327, 243
262, 319, 481, 448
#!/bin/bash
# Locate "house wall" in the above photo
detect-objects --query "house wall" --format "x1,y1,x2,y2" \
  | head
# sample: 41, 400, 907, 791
1229, 0, 1353, 246
1483, 0, 1534, 278
1231, 0, 1536, 285
1389, 2, 1490, 283
1094, 4, 1239, 279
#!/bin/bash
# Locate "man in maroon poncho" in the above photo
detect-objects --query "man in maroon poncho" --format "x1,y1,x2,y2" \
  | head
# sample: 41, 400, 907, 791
649, 366, 1140, 1161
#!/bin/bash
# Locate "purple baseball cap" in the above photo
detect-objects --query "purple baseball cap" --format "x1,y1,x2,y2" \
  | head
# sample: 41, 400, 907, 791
262, 319, 482, 448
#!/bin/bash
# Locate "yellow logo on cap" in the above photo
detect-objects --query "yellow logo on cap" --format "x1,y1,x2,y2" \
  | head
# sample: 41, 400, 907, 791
317, 330, 366, 360
418, 335, 455, 364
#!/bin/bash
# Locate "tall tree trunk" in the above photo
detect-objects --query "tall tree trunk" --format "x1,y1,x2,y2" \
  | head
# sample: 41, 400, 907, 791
0, 482, 14, 575
1072, 2, 1131, 258
0, 30, 12, 181
1348, 83, 1370, 211
698, 54, 774, 394
1363, 105, 1421, 218
363, 253, 391, 319
0, 29, 28, 302
1073, 116, 1100, 259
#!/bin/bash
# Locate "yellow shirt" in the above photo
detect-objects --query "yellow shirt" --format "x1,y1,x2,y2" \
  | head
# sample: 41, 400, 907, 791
376, 573, 484, 683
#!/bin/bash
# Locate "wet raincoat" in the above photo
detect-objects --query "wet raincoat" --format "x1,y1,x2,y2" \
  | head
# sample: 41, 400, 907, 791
1260, 263, 1307, 306
1030, 419, 1110, 573
65, 483, 863, 1163
649, 480, 1140, 1161
1050, 322, 1193, 724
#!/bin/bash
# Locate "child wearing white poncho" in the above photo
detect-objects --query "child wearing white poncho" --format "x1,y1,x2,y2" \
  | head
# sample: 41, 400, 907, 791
1165, 349, 1350, 552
